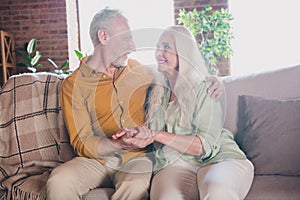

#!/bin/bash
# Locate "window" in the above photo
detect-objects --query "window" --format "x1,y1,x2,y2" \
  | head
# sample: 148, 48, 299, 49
229, 1, 300, 75
78, 0, 174, 65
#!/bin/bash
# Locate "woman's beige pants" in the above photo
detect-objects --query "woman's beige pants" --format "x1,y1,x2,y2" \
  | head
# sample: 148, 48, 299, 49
151, 159, 254, 200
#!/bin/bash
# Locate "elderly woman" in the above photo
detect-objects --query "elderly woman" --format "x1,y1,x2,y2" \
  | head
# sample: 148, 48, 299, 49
113, 25, 254, 200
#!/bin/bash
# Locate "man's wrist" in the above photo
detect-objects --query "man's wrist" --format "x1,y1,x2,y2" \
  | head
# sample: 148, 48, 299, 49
110, 138, 125, 150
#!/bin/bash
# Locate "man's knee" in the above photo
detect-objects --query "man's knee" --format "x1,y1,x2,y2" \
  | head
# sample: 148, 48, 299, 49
113, 176, 150, 200
47, 165, 80, 200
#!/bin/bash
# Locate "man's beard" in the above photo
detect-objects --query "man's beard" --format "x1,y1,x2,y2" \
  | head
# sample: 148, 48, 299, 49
112, 57, 128, 68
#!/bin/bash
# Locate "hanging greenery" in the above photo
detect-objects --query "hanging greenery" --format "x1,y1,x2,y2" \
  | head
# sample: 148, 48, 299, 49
177, 6, 234, 73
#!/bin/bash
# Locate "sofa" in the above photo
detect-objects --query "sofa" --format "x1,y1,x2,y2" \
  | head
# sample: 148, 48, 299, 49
0, 64, 300, 200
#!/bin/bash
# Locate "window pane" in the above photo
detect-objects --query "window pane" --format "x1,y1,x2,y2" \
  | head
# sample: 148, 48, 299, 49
230, 0, 300, 75
78, 0, 174, 65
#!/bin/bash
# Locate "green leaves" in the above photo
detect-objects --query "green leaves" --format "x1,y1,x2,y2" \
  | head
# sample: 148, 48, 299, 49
48, 58, 58, 69
16, 38, 71, 74
60, 60, 69, 69
15, 38, 42, 72
31, 51, 41, 66
177, 6, 234, 67
48, 58, 70, 74
74, 49, 84, 59
27, 38, 37, 54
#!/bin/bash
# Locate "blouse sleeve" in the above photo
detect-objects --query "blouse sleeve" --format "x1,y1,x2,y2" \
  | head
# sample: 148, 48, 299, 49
191, 82, 223, 161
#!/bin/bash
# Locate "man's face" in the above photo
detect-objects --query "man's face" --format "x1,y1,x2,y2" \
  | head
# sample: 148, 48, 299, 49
107, 17, 136, 68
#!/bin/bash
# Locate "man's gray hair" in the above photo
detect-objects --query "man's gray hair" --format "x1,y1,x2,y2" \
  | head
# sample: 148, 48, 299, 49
89, 8, 126, 45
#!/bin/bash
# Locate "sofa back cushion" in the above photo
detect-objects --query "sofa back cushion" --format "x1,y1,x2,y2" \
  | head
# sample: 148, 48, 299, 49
220, 64, 300, 136
237, 95, 300, 175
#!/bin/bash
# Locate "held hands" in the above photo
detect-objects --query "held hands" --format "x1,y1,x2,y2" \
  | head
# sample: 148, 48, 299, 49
112, 126, 156, 149
204, 76, 223, 101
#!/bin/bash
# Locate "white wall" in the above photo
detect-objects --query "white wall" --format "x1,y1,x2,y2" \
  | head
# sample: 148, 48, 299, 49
78, 0, 174, 65
230, 0, 300, 75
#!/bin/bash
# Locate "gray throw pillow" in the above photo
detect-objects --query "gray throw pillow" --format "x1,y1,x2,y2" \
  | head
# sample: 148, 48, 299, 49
236, 95, 300, 176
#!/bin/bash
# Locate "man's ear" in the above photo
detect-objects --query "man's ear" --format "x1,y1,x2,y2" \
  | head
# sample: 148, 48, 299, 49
97, 29, 108, 45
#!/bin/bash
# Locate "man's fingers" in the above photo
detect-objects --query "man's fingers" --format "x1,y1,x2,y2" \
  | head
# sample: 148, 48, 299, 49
112, 130, 127, 139
207, 81, 219, 94
210, 90, 222, 101
215, 93, 222, 101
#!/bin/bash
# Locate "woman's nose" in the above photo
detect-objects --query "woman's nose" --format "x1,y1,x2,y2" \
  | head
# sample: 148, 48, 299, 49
155, 48, 163, 57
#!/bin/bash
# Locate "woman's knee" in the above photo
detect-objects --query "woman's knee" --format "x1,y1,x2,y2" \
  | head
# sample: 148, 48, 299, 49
150, 167, 198, 200
199, 181, 239, 200
198, 159, 254, 200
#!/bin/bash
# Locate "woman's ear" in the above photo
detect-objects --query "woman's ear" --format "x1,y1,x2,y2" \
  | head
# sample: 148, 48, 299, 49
97, 29, 108, 45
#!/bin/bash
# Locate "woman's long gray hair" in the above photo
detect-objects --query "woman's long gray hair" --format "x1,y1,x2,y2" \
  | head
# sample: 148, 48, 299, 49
145, 25, 210, 130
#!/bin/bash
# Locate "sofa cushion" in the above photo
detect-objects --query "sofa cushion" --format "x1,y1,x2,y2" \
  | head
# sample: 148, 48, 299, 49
245, 175, 300, 200
236, 95, 300, 176
82, 188, 114, 200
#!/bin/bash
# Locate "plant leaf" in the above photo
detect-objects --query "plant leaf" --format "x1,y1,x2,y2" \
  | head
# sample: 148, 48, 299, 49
22, 54, 32, 63
31, 51, 41, 66
64, 69, 73, 74
74, 50, 83, 59
27, 38, 37, 54
17, 62, 29, 68
60, 60, 69, 69
27, 67, 37, 73
53, 69, 63, 74
14, 49, 25, 55
48, 58, 58, 68
35, 63, 43, 68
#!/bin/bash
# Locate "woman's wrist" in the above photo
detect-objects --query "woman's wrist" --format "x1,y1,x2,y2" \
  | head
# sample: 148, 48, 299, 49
152, 130, 162, 142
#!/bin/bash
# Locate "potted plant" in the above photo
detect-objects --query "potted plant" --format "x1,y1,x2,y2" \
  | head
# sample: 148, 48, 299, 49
15, 38, 71, 74
15, 38, 42, 73
177, 6, 234, 75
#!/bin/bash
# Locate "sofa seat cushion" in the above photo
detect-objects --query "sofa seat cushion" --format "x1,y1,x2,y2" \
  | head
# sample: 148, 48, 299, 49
245, 175, 300, 200
81, 188, 114, 200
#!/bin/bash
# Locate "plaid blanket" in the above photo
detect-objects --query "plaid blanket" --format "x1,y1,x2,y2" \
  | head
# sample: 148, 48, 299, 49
0, 73, 75, 200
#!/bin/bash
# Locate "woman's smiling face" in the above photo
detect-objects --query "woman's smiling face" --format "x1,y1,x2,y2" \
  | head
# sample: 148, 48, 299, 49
155, 31, 179, 73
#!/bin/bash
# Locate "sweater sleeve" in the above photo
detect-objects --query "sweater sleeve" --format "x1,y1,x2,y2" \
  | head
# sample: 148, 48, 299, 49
60, 75, 102, 160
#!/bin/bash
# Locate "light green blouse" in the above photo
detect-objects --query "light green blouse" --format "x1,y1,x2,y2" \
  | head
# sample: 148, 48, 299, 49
149, 81, 247, 171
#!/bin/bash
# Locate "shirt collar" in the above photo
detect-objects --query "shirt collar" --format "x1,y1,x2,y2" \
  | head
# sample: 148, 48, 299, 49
78, 56, 128, 79
79, 57, 105, 78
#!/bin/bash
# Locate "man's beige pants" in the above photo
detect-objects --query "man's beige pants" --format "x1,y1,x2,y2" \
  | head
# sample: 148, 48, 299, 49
47, 156, 152, 200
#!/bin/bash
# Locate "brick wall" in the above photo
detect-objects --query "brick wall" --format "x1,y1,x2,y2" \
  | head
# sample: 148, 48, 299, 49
0, 0, 69, 72
173, 0, 230, 76
174, 0, 228, 18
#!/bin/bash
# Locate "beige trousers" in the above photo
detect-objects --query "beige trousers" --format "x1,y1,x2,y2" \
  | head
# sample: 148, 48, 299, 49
150, 159, 254, 200
47, 156, 152, 200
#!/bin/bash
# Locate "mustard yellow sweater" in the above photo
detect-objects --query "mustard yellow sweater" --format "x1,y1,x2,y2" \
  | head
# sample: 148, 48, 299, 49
60, 58, 153, 164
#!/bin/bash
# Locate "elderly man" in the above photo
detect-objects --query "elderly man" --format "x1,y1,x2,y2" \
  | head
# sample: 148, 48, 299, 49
47, 8, 221, 200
